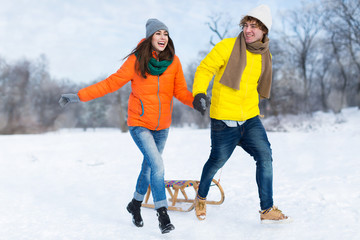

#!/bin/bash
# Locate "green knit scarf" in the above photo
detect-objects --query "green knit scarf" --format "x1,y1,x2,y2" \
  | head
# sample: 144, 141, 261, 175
148, 57, 173, 75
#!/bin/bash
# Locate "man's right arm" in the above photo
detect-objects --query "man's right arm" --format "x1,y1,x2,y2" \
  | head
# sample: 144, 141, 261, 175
192, 39, 232, 96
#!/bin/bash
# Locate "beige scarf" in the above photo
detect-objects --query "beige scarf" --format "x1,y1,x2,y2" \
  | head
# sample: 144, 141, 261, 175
219, 32, 272, 99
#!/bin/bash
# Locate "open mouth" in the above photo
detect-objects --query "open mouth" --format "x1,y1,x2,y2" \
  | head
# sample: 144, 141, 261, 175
158, 41, 166, 47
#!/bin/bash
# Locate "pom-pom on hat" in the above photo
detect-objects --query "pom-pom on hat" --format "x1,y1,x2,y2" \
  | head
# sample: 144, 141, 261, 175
246, 4, 272, 31
146, 18, 169, 39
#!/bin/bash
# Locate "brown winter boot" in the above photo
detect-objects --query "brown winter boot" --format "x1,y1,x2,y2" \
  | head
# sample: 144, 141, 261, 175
195, 196, 206, 220
259, 206, 291, 223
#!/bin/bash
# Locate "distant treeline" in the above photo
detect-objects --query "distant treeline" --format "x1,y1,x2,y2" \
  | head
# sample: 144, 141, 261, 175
0, 0, 359, 134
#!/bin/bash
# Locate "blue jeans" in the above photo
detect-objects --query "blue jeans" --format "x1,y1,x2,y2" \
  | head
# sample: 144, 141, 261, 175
198, 116, 274, 210
129, 126, 169, 209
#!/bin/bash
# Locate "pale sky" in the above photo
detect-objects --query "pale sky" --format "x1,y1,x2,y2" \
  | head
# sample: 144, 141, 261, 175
0, 0, 299, 84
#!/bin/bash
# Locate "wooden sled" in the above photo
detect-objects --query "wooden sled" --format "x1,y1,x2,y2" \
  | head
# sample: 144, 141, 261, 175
141, 179, 225, 212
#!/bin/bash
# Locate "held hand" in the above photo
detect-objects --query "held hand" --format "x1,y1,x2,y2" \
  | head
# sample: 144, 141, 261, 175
193, 93, 210, 116
58, 93, 80, 108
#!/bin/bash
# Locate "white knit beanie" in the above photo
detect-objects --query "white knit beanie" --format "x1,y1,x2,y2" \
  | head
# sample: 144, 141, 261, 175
246, 4, 272, 31
145, 18, 169, 39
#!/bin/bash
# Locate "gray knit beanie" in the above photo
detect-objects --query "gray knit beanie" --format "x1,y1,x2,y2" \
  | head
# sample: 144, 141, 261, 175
145, 18, 169, 38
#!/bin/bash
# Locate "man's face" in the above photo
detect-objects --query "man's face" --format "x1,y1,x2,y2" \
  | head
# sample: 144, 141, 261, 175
243, 20, 265, 43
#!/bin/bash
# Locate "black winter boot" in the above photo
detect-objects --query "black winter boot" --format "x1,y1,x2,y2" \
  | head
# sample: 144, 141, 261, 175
156, 207, 175, 234
126, 199, 144, 227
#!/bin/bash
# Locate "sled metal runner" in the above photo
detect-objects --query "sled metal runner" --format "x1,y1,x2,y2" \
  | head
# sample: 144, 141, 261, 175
141, 179, 225, 212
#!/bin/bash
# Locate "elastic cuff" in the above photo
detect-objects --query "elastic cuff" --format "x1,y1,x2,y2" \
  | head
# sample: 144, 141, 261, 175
260, 207, 272, 214
197, 194, 206, 201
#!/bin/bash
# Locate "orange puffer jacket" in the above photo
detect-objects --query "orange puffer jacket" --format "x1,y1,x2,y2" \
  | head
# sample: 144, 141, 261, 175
78, 54, 194, 130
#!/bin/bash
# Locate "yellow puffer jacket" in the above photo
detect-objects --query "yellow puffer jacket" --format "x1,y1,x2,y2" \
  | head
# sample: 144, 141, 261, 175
193, 37, 262, 121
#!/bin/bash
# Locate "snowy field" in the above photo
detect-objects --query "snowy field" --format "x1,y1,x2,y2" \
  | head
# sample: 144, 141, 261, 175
1, 107, 360, 240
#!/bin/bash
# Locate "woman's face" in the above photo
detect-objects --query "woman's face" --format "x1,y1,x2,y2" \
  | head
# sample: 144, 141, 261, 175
151, 30, 168, 54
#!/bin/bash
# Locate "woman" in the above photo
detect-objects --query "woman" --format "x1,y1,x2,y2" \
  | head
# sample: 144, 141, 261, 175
59, 18, 194, 234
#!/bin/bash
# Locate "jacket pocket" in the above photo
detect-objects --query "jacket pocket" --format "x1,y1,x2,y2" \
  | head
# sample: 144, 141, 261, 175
139, 98, 144, 117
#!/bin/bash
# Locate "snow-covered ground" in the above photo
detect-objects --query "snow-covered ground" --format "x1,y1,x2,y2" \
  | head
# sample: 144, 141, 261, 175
1, 107, 360, 240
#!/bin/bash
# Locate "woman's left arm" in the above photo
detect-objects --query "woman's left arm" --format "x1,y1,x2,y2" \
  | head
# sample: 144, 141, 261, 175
173, 57, 194, 108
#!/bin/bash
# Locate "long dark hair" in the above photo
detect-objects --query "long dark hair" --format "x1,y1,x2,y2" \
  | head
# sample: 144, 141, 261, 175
125, 35, 175, 78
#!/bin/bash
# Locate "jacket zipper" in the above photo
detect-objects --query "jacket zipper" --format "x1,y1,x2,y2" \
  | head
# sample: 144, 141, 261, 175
155, 75, 161, 130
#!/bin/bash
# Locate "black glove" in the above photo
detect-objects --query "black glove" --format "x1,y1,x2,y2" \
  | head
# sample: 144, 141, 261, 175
58, 93, 80, 108
193, 93, 210, 116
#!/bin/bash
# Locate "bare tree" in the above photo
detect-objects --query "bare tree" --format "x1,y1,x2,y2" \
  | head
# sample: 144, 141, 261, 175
313, 45, 332, 112
279, 2, 324, 113
207, 13, 232, 46
322, 0, 360, 108
0, 60, 31, 134
29, 55, 65, 131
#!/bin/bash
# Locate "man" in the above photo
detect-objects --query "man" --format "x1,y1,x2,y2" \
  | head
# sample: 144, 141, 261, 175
192, 4, 290, 223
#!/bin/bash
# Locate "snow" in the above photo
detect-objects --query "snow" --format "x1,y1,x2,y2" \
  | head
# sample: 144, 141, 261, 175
1, 107, 360, 240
